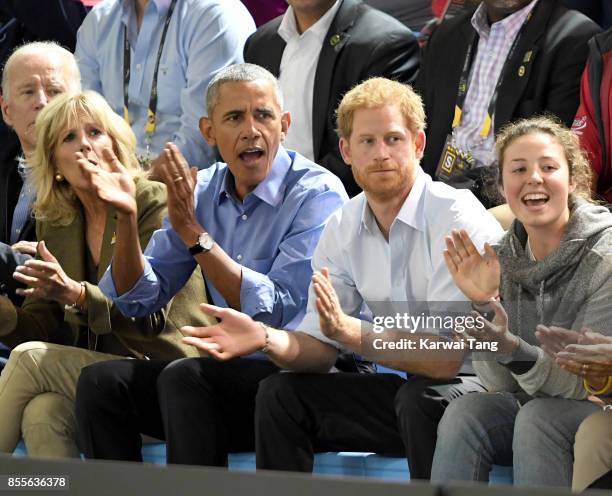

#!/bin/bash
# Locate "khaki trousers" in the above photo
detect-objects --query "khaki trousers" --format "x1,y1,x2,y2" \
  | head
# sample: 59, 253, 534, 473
573, 409, 612, 491
0, 341, 123, 458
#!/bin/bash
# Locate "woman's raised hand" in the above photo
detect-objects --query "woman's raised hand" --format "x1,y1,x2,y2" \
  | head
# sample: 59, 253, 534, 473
443, 229, 500, 303
78, 148, 137, 216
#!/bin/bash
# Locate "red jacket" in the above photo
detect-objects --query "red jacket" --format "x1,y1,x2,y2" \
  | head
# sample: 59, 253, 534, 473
572, 29, 612, 202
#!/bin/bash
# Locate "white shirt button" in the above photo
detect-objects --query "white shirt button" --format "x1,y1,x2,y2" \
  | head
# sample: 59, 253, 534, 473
236, 254, 243, 261
241, 214, 247, 221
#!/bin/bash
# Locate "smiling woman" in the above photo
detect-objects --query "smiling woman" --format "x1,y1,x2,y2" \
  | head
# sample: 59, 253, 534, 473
433, 116, 612, 487
494, 116, 593, 260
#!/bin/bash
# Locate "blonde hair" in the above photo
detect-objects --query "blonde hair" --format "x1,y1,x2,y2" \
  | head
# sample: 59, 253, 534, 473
336, 77, 426, 139
30, 91, 143, 226
495, 115, 593, 204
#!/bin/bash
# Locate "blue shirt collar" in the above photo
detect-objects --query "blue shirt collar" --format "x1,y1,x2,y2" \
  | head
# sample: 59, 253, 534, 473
218, 146, 291, 207
122, 0, 171, 27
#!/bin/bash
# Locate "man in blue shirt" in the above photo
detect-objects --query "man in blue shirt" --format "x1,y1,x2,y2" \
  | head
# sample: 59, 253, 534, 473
75, 0, 256, 171
75, 63, 348, 465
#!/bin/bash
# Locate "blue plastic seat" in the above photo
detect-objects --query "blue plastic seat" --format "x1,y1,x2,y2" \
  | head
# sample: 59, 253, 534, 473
14, 441, 513, 483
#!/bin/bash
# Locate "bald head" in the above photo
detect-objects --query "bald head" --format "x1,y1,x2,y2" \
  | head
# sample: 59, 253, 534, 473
2, 42, 80, 101
1, 42, 81, 154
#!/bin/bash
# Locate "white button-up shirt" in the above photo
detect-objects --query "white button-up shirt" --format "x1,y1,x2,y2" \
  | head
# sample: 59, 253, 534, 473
277, 1, 341, 160
298, 169, 505, 348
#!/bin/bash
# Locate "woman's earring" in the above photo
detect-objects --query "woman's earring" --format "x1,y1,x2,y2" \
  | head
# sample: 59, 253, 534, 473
55, 173, 64, 182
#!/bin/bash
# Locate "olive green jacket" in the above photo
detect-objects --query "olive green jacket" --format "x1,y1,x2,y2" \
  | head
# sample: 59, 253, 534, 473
0, 178, 215, 359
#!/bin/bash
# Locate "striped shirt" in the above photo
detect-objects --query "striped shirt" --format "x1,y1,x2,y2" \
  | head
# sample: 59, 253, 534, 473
453, 0, 538, 168
10, 157, 34, 244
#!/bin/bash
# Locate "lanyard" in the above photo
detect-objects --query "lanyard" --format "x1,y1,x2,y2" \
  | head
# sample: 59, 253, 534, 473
123, 0, 178, 138
451, 11, 532, 138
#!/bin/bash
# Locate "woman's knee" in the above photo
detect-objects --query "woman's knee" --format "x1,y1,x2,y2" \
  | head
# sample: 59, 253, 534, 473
22, 393, 79, 458
575, 410, 612, 451
436, 393, 492, 437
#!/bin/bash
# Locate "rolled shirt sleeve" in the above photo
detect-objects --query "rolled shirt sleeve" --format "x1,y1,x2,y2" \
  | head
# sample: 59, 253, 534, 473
239, 184, 348, 329
99, 217, 197, 318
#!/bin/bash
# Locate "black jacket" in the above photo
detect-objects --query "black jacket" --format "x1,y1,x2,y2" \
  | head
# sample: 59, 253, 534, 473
0, 133, 35, 305
244, 0, 420, 197
418, 0, 601, 178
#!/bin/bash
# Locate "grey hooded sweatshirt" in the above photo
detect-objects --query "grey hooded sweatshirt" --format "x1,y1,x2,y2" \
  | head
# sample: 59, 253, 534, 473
473, 199, 612, 399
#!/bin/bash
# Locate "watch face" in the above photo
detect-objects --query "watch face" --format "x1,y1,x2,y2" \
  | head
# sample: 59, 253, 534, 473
199, 232, 214, 251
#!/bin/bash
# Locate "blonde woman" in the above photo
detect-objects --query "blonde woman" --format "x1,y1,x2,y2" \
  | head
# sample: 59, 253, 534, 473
431, 116, 612, 487
0, 91, 211, 458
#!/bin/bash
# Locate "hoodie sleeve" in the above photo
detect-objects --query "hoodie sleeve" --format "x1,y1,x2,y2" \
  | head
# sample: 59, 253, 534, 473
506, 346, 588, 399
473, 355, 521, 393
502, 268, 612, 399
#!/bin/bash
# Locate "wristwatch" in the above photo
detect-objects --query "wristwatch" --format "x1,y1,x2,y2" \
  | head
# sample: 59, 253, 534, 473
188, 232, 214, 256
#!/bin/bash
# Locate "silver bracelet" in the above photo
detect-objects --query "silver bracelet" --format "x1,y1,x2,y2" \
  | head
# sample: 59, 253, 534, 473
258, 322, 270, 354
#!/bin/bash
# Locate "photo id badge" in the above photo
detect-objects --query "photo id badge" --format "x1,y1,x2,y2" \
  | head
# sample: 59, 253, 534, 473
435, 135, 477, 190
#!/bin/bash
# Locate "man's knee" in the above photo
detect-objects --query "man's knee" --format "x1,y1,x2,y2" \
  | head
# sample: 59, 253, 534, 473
256, 373, 305, 417
394, 378, 462, 418
157, 358, 206, 396
394, 379, 432, 416
76, 361, 123, 409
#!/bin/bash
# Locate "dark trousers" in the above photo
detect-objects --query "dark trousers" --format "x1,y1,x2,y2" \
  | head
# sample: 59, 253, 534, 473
0, 241, 31, 306
590, 470, 612, 490
255, 372, 485, 480
75, 357, 279, 466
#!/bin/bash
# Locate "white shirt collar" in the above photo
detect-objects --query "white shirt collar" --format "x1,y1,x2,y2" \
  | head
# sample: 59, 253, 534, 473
360, 167, 428, 235
278, 0, 341, 43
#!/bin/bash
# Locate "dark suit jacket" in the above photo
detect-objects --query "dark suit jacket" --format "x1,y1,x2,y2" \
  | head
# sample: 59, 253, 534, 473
0, 135, 35, 305
418, 0, 601, 177
244, 0, 420, 197
0, 133, 34, 245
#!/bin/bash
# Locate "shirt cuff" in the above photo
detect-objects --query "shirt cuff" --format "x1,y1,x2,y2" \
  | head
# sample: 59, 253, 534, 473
240, 265, 275, 319
99, 258, 160, 316
498, 338, 539, 375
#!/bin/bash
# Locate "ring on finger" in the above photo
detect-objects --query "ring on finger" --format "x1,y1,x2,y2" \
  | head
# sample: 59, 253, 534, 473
173, 176, 184, 183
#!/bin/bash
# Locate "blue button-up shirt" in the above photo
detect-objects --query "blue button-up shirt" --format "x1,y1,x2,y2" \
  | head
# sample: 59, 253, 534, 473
75, 0, 255, 169
10, 158, 34, 244
100, 147, 348, 329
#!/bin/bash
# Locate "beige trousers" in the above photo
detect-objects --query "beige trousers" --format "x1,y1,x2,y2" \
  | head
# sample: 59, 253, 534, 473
573, 408, 612, 491
0, 341, 123, 458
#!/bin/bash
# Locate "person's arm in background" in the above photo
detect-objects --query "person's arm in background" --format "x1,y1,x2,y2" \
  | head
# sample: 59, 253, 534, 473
571, 63, 603, 195
167, 1, 256, 169
74, 5, 103, 94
